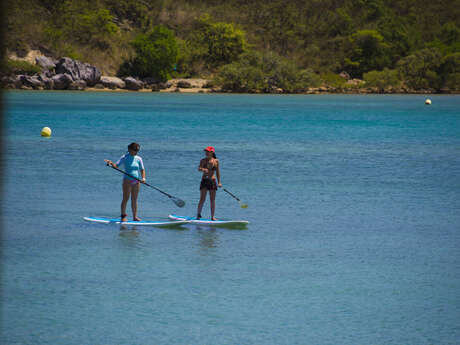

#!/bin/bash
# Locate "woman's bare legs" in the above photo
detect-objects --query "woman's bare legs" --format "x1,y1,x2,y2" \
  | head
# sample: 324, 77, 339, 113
121, 180, 131, 221
197, 188, 207, 219
131, 182, 141, 221
210, 189, 217, 220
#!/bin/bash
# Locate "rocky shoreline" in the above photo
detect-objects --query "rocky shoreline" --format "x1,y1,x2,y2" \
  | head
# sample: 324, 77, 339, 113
2, 54, 219, 93
2, 53, 458, 94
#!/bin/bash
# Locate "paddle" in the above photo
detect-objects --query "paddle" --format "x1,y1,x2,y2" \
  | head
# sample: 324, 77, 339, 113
106, 164, 186, 208
223, 188, 248, 208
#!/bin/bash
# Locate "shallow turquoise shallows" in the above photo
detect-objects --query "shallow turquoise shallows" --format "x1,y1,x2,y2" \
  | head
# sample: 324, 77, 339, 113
2, 91, 460, 345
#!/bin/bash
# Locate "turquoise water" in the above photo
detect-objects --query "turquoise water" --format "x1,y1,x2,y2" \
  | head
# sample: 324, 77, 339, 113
2, 91, 460, 344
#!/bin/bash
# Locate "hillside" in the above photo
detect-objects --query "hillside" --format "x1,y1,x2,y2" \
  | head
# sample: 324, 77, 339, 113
2, 0, 460, 92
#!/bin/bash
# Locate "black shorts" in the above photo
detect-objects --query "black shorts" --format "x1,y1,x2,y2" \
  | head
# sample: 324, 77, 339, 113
200, 178, 217, 190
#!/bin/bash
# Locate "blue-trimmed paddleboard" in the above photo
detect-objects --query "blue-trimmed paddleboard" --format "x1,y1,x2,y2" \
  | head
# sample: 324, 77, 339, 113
168, 214, 249, 227
83, 216, 190, 227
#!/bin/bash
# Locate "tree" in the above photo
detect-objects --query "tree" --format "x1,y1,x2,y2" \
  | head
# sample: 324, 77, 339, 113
187, 14, 246, 69
344, 29, 391, 77
125, 26, 178, 81
397, 48, 442, 89
217, 62, 265, 92
73, 9, 119, 47
440, 22, 460, 46
440, 53, 460, 90
56, 1, 119, 49
363, 68, 400, 89
215, 51, 320, 93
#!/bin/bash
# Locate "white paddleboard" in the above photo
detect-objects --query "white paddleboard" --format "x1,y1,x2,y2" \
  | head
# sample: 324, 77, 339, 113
168, 214, 249, 227
84, 216, 190, 228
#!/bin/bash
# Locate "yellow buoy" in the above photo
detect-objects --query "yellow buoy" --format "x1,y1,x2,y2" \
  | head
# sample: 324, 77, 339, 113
41, 127, 52, 137
425, 99, 432, 105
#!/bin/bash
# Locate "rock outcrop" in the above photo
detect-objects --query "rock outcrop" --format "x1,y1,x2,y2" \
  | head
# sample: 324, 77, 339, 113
4, 52, 220, 92
55, 57, 101, 86
346, 78, 364, 86
52, 74, 73, 90
177, 80, 192, 88
1, 76, 22, 89
123, 77, 143, 90
142, 77, 161, 86
19, 75, 44, 89
35, 56, 56, 71
339, 71, 351, 80
68, 80, 87, 90
38, 73, 54, 89
100, 76, 126, 89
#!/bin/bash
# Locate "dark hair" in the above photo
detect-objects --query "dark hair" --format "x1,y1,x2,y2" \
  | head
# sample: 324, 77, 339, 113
128, 142, 140, 151
206, 150, 217, 159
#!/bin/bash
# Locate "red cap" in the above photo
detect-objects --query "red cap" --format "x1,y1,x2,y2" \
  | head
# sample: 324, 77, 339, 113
204, 146, 215, 153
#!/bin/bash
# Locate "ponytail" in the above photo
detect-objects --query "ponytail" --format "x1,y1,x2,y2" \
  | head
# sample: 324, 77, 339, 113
213, 152, 217, 159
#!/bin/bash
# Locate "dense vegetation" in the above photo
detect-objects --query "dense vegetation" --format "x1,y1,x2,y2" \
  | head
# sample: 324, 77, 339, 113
3, 0, 460, 91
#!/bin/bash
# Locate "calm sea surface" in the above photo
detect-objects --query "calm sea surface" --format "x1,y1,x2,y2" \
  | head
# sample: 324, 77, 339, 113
2, 91, 460, 344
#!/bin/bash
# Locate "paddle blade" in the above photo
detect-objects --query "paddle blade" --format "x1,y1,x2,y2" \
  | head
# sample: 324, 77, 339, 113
172, 197, 186, 208
240, 203, 248, 209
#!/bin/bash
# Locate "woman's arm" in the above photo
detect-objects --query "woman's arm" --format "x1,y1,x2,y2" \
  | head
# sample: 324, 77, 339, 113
198, 159, 208, 173
104, 159, 118, 168
216, 160, 222, 187
139, 157, 146, 183
105, 154, 125, 169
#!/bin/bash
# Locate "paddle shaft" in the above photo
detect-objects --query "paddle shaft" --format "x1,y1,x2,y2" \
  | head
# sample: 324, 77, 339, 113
223, 188, 241, 202
108, 164, 173, 198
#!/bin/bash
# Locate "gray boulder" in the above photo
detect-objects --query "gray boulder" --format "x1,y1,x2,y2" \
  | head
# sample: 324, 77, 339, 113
100, 76, 125, 89
154, 81, 171, 90
52, 73, 73, 89
177, 80, 192, 88
43, 70, 54, 78
68, 80, 87, 90
38, 73, 54, 89
124, 77, 144, 90
150, 82, 170, 91
55, 57, 101, 86
20, 75, 45, 89
142, 77, 161, 86
339, 71, 351, 80
35, 56, 56, 71
1, 76, 22, 89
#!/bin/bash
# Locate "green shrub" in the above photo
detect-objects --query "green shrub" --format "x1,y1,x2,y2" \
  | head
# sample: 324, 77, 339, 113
363, 68, 400, 89
187, 14, 246, 70
3, 59, 41, 75
440, 53, 460, 90
47, 1, 119, 50
76, 9, 119, 40
121, 26, 178, 81
175, 38, 206, 77
215, 51, 321, 92
443, 73, 460, 90
320, 73, 347, 88
440, 22, 460, 46
397, 48, 443, 89
60, 45, 83, 61
217, 63, 265, 92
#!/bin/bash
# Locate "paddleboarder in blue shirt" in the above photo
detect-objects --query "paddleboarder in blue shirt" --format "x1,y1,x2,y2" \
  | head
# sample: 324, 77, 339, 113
105, 142, 146, 222
197, 146, 222, 220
